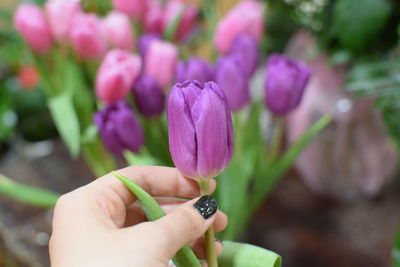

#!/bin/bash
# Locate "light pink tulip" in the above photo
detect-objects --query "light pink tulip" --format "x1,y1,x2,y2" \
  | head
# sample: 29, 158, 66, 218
103, 11, 134, 51
96, 49, 142, 103
14, 4, 53, 54
143, 0, 163, 34
145, 40, 178, 88
69, 13, 107, 60
45, 0, 81, 42
215, 0, 264, 54
112, 0, 149, 20
162, 1, 198, 41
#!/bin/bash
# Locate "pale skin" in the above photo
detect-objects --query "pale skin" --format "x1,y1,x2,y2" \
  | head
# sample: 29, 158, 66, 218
49, 166, 228, 267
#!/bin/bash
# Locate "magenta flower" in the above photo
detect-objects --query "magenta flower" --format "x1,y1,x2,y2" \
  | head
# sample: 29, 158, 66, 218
102, 11, 135, 51
265, 54, 311, 115
176, 58, 214, 86
167, 80, 233, 180
112, 0, 149, 20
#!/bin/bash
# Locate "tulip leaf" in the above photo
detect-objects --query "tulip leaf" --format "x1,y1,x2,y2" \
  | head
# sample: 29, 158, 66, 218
48, 92, 81, 157
219, 241, 281, 267
112, 172, 202, 267
164, 6, 184, 41
0, 174, 59, 208
124, 150, 162, 166
393, 230, 400, 267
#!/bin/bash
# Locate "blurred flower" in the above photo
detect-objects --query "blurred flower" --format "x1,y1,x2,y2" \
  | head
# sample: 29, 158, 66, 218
112, 0, 149, 20
96, 49, 141, 103
144, 40, 178, 88
132, 74, 165, 118
138, 33, 159, 61
176, 58, 214, 85
103, 11, 134, 51
69, 13, 107, 60
265, 54, 311, 115
143, 0, 163, 34
14, 4, 53, 54
230, 34, 259, 78
94, 101, 144, 155
45, 0, 81, 42
215, 54, 249, 111
17, 65, 40, 90
162, 1, 198, 42
215, 0, 264, 54
167, 80, 233, 179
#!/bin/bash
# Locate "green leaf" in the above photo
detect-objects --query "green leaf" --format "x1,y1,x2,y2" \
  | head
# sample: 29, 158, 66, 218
48, 92, 81, 157
219, 241, 281, 267
124, 150, 162, 166
164, 6, 184, 41
0, 174, 59, 208
393, 230, 400, 267
112, 172, 202, 267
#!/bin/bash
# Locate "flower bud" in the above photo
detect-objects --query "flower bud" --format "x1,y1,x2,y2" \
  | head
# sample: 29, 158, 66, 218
215, 54, 249, 111
167, 80, 233, 179
96, 49, 141, 103
69, 13, 107, 60
162, 1, 198, 42
45, 0, 81, 42
144, 40, 178, 88
94, 101, 144, 155
103, 11, 134, 51
112, 0, 149, 20
176, 58, 214, 85
215, 0, 264, 54
143, 0, 163, 34
132, 74, 165, 118
230, 34, 259, 78
265, 54, 311, 115
14, 4, 53, 54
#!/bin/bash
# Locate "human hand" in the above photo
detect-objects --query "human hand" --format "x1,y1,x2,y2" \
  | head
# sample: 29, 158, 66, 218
49, 166, 227, 267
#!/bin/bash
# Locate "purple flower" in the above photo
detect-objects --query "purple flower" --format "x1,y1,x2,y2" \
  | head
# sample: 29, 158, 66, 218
215, 54, 250, 111
230, 34, 259, 78
176, 58, 214, 85
167, 80, 233, 180
132, 74, 165, 118
265, 54, 311, 115
94, 101, 144, 155
138, 33, 160, 60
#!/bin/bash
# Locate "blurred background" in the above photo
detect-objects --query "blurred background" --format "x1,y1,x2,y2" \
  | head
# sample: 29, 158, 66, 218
1, 0, 400, 266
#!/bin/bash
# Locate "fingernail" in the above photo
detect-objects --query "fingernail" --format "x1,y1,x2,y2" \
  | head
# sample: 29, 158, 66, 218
193, 195, 217, 219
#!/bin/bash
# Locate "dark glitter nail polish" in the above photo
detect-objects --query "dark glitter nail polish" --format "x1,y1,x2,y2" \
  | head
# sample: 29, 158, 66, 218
193, 195, 217, 219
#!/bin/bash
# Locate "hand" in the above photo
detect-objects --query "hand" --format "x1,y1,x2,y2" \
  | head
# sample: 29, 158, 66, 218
49, 166, 228, 267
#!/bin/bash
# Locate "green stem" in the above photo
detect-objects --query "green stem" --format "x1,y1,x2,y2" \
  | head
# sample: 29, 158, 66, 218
198, 179, 218, 267
267, 117, 284, 162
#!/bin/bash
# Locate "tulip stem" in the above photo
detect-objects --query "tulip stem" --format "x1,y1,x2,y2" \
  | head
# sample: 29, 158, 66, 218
268, 117, 284, 162
198, 179, 218, 267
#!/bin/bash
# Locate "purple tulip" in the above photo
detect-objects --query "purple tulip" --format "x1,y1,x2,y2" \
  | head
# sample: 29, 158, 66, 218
176, 58, 214, 85
265, 54, 311, 115
94, 101, 144, 155
215, 54, 250, 111
230, 34, 259, 77
132, 74, 165, 118
167, 80, 233, 180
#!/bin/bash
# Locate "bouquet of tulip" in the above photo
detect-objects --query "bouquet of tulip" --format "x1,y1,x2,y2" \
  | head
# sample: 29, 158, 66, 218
7, 0, 332, 266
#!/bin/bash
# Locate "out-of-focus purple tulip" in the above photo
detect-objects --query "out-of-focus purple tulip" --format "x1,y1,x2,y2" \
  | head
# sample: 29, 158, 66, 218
265, 54, 311, 115
144, 0, 163, 34
45, 0, 81, 42
103, 11, 134, 51
176, 58, 214, 85
144, 40, 178, 88
138, 33, 159, 61
69, 13, 107, 60
132, 74, 165, 118
96, 49, 141, 103
112, 0, 149, 20
94, 101, 144, 155
167, 80, 233, 180
162, 1, 198, 42
230, 34, 259, 78
14, 4, 53, 54
215, 54, 249, 111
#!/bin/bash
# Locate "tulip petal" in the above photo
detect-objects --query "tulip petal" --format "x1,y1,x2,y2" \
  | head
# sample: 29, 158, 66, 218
114, 108, 144, 153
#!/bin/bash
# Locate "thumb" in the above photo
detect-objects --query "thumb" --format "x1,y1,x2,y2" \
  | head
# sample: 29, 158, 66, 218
148, 195, 218, 258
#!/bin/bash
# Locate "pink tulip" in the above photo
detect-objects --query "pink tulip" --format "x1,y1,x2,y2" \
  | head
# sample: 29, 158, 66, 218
103, 11, 134, 51
96, 49, 142, 103
215, 0, 264, 54
14, 4, 53, 54
145, 40, 178, 88
112, 0, 149, 20
69, 13, 107, 60
162, 1, 198, 42
143, 0, 163, 34
45, 0, 81, 42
